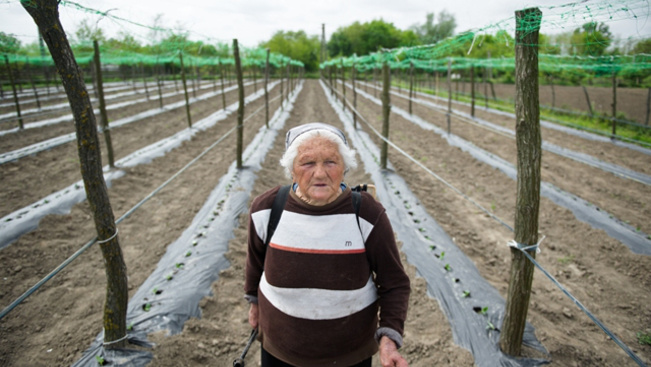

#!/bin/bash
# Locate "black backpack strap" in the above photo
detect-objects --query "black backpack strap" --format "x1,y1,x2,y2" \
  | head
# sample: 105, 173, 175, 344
352, 190, 362, 232
265, 185, 291, 247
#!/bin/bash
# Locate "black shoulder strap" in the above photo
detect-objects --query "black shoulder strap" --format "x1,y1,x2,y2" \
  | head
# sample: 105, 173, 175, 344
351, 190, 362, 231
265, 185, 291, 247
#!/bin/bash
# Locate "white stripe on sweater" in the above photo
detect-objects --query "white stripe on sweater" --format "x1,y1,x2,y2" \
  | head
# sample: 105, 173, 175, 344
260, 273, 378, 320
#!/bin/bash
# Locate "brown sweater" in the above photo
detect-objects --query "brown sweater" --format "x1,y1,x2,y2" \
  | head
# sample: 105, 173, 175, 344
245, 185, 410, 366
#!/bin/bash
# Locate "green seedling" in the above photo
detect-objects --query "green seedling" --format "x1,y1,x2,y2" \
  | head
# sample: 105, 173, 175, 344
444, 264, 451, 272
558, 255, 575, 264
152, 287, 158, 295
127, 322, 134, 331
490, 201, 496, 212
143, 303, 152, 312
96, 356, 105, 365
440, 251, 445, 260
424, 235, 431, 240
192, 240, 198, 246
185, 251, 192, 257
462, 290, 471, 298
418, 228, 425, 233
166, 274, 173, 281
429, 245, 436, 250
481, 307, 488, 315
637, 331, 651, 346
175, 263, 184, 269
486, 320, 496, 331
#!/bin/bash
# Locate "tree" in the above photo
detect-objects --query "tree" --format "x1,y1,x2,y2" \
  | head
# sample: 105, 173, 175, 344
570, 22, 612, 56
0, 32, 21, 54
410, 11, 457, 45
74, 18, 107, 47
261, 30, 320, 72
21, 0, 128, 349
328, 19, 419, 58
633, 38, 651, 54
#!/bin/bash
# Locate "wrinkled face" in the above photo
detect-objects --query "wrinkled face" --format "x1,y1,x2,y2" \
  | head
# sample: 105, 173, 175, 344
292, 136, 345, 206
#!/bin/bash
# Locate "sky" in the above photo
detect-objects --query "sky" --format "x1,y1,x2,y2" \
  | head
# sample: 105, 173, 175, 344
1, 0, 650, 49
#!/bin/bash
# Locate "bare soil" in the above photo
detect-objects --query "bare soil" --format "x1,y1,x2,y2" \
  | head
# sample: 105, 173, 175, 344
0, 79, 649, 367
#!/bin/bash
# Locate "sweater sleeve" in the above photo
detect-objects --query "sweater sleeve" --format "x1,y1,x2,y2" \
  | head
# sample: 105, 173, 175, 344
244, 188, 278, 300
363, 198, 411, 344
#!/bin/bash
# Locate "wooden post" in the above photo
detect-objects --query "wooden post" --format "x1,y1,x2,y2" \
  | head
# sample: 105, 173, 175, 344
373, 67, 378, 98
23, 0, 128, 348
264, 49, 270, 128
582, 85, 593, 117
408, 62, 414, 115
446, 58, 452, 134
470, 65, 476, 117
191, 61, 198, 99
341, 60, 346, 110
212, 64, 217, 92
549, 74, 555, 109
179, 51, 192, 128
93, 40, 115, 168
380, 61, 391, 170
26, 58, 42, 109
646, 88, 650, 126
280, 61, 284, 109
156, 59, 163, 109
220, 60, 226, 110
233, 39, 245, 169
499, 7, 542, 357
4, 55, 24, 130
611, 70, 617, 138
140, 61, 149, 101
352, 63, 357, 128
485, 52, 491, 108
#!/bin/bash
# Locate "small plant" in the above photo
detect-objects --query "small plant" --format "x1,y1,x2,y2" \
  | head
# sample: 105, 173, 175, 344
462, 290, 471, 298
490, 201, 496, 212
127, 322, 134, 331
558, 255, 574, 264
96, 355, 105, 365
429, 245, 436, 250
440, 251, 445, 260
175, 263, 184, 269
185, 251, 192, 257
143, 303, 152, 312
444, 264, 451, 272
481, 307, 488, 315
166, 274, 173, 281
152, 287, 158, 295
486, 320, 496, 331
192, 240, 198, 246
637, 331, 651, 346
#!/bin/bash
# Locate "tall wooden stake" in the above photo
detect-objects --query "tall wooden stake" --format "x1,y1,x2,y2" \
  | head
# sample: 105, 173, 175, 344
446, 58, 452, 134
352, 63, 357, 128
408, 62, 414, 115
264, 49, 270, 128
500, 7, 542, 357
93, 40, 114, 168
611, 70, 617, 138
582, 85, 593, 117
23, 0, 127, 348
341, 60, 346, 110
470, 65, 475, 117
220, 60, 226, 110
380, 61, 391, 170
4, 55, 24, 130
179, 51, 192, 128
233, 39, 244, 169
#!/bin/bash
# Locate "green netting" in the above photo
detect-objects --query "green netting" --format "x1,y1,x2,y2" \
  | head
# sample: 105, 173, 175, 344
4, 0, 304, 70
319, 0, 651, 78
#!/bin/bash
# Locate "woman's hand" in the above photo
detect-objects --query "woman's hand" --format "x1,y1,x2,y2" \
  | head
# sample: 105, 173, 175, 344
379, 336, 408, 367
248, 303, 259, 329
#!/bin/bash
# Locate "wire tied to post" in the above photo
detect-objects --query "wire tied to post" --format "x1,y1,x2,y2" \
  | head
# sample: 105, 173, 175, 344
507, 235, 545, 254
102, 332, 128, 346
96, 228, 118, 244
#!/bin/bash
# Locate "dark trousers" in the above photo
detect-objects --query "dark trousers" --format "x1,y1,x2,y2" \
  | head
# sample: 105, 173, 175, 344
261, 347, 372, 367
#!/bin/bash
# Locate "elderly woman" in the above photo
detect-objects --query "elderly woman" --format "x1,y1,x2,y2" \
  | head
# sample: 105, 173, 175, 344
245, 122, 410, 367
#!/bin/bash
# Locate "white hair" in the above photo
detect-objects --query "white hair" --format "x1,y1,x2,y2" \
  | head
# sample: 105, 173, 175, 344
279, 129, 357, 180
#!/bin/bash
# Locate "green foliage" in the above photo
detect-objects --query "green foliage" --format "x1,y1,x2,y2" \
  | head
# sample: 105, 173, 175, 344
410, 11, 456, 45
633, 38, 651, 54
261, 30, 320, 72
570, 22, 613, 56
637, 331, 651, 345
0, 32, 22, 54
328, 19, 419, 58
